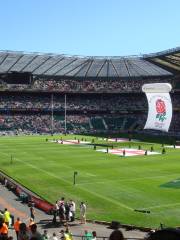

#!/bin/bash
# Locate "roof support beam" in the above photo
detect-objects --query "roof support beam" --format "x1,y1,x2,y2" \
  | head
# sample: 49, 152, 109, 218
6, 54, 24, 72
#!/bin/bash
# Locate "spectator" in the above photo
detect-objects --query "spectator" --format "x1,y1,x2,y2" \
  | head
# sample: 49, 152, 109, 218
3, 209, 11, 227
30, 206, 35, 221
51, 233, 58, 240
64, 202, 70, 222
146, 228, 180, 240
18, 223, 30, 240
109, 230, 124, 240
84, 230, 92, 240
42, 230, 49, 240
0, 211, 4, 221
0, 218, 8, 240
60, 230, 72, 240
69, 200, 76, 222
59, 203, 66, 224
29, 224, 42, 240
92, 231, 97, 240
64, 227, 73, 240
14, 217, 21, 240
80, 202, 86, 224
28, 218, 35, 229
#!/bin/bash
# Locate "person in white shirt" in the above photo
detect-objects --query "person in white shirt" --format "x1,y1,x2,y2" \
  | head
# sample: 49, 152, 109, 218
69, 200, 76, 222
51, 232, 58, 240
80, 202, 86, 224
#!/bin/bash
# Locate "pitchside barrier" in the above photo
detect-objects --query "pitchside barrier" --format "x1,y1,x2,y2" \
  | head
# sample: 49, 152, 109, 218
0, 170, 54, 214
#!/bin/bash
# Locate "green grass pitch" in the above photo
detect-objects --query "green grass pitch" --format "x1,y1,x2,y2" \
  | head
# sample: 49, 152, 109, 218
0, 134, 180, 228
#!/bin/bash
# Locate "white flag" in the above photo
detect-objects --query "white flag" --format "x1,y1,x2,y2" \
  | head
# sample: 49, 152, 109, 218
142, 83, 172, 132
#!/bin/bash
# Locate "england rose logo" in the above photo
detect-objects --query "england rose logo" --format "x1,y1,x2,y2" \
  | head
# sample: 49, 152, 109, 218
156, 99, 166, 114
156, 99, 166, 122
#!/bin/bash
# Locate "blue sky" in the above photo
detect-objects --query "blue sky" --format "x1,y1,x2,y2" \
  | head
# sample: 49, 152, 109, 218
0, 0, 179, 56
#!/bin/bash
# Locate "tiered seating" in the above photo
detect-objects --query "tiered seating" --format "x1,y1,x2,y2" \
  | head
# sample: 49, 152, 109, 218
104, 117, 124, 130
0, 85, 178, 135
123, 117, 136, 130
90, 117, 106, 130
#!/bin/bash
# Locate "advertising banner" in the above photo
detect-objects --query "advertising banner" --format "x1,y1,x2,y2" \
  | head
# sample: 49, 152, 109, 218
142, 83, 172, 132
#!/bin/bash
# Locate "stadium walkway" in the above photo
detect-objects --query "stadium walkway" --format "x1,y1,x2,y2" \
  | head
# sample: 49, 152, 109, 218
0, 183, 146, 239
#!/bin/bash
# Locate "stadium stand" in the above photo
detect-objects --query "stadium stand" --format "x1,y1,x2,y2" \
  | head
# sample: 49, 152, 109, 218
0, 48, 180, 239
0, 48, 179, 137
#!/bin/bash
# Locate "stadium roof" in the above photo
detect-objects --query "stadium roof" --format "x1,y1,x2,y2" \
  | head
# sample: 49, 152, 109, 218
0, 48, 179, 79
144, 46, 180, 74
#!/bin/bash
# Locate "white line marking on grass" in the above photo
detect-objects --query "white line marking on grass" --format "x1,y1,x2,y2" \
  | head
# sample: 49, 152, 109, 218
118, 173, 180, 182
14, 157, 72, 184
86, 173, 96, 177
2, 153, 133, 212
80, 187, 134, 211
18, 158, 133, 211
165, 145, 180, 149
145, 202, 180, 210
77, 173, 180, 186
0, 151, 72, 184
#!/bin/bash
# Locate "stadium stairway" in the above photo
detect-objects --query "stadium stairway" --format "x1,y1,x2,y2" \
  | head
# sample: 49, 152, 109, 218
102, 118, 108, 130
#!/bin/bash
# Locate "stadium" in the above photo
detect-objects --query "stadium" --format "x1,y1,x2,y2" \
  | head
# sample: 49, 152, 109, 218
0, 47, 179, 136
0, 46, 180, 234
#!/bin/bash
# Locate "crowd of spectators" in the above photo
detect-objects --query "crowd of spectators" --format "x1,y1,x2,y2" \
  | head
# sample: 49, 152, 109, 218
0, 82, 179, 135
0, 93, 179, 112
0, 111, 179, 135
0, 114, 93, 135
0, 191, 97, 240
0, 207, 92, 240
0, 113, 146, 135
33, 79, 143, 93
1, 207, 180, 240
0, 78, 173, 93
0, 94, 149, 111
0, 115, 62, 134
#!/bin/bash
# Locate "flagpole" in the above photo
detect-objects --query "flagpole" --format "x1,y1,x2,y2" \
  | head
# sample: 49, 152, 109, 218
51, 93, 54, 136
65, 94, 67, 135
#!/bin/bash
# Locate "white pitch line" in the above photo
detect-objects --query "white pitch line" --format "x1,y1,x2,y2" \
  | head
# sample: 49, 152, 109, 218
79, 187, 134, 211
86, 173, 96, 177
144, 202, 180, 210
1, 144, 179, 213
1, 151, 179, 212
14, 157, 72, 184
77, 173, 180, 186
0, 151, 72, 184
1, 153, 133, 211
1, 150, 179, 186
